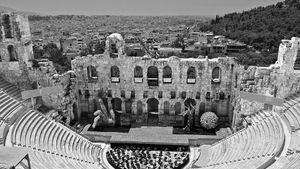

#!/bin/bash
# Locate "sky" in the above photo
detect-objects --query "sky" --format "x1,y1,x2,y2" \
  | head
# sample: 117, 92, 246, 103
0, 0, 283, 16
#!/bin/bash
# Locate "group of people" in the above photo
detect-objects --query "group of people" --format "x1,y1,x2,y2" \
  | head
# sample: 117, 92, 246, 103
106, 144, 189, 169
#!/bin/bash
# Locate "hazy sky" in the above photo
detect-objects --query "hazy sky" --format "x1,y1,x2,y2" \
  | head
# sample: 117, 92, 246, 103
0, 0, 283, 16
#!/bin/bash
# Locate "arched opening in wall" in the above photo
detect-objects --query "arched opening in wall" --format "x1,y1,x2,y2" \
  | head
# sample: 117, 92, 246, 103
164, 101, 170, 115
163, 66, 172, 83
85, 90, 90, 98
134, 66, 143, 83
0, 55, 2, 62
211, 102, 218, 114
7, 45, 18, 61
110, 43, 118, 58
71, 103, 78, 125
175, 102, 181, 115
184, 98, 196, 127
87, 65, 98, 81
125, 100, 132, 114
111, 66, 120, 83
219, 91, 225, 100
147, 98, 159, 113
187, 67, 196, 84
199, 102, 205, 116
147, 66, 159, 86
111, 98, 122, 113
212, 67, 221, 83
137, 101, 143, 115
147, 98, 159, 125
2, 14, 12, 38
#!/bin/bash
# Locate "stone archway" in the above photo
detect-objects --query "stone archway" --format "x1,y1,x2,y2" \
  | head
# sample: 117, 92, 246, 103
111, 97, 122, 126
147, 98, 159, 126
184, 98, 196, 127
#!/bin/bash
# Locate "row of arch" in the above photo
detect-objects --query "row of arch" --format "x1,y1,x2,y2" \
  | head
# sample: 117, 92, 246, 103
87, 65, 222, 85
110, 97, 208, 115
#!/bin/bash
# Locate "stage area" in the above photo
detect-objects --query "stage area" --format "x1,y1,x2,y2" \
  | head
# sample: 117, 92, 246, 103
84, 126, 220, 145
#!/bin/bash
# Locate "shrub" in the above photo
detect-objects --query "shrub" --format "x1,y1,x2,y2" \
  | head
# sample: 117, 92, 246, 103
200, 112, 218, 129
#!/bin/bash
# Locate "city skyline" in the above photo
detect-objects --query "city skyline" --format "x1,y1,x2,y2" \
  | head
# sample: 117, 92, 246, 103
0, 0, 283, 16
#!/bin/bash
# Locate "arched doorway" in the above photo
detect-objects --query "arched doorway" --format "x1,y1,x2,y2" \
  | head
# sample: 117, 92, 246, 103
184, 98, 196, 127
111, 98, 122, 126
125, 100, 132, 114
164, 101, 170, 115
175, 102, 181, 115
147, 98, 159, 126
70, 103, 78, 126
137, 101, 143, 115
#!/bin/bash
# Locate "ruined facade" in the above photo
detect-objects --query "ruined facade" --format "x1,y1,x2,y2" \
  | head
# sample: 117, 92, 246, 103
232, 37, 300, 130
0, 12, 33, 90
0, 12, 78, 125
72, 33, 237, 127
0, 12, 299, 130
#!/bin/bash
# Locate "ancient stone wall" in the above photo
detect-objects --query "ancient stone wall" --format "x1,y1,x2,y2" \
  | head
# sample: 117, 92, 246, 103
232, 37, 300, 130
72, 34, 237, 126
0, 12, 33, 90
28, 62, 79, 124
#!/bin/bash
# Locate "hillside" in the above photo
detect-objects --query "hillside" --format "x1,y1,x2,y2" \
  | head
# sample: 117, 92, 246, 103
199, 0, 300, 52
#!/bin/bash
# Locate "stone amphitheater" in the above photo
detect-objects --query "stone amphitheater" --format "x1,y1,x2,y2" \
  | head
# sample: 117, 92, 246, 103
0, 12, 300, 169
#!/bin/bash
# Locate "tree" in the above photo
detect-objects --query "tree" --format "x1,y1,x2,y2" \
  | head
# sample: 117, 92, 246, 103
200, 112, 219, 129
44, 43, 71, 73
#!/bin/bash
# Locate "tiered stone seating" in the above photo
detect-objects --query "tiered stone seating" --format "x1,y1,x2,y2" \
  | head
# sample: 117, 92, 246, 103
192, 111, 285, 169
0, 77, 22, 101
11, 108, 101, 164
0, 91, 27, 145
267, 94, 300, 168
26, 148, 101, 169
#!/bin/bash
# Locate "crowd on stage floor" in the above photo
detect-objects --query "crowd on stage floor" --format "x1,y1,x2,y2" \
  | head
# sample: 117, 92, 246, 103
106, 144, 190, 169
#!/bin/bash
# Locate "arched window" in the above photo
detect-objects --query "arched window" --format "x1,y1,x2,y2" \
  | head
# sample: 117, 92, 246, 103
0, 55, 2, 62
8, 45, 18, 61
3, 14, 12, 38
164, 101, 170, 115
147, 98, 159, 113
111, 66, 120, 83
134, 66, 143, 83
187, 67, 196, 84
175, 102, 181, 115
110, 43, 118, 58
199, 102, 205, 115
147, 66, 159, 86
163, 66, 172, 83
212, 67, 221, 83
87, 65, 98, 81
137, 101, 143, 115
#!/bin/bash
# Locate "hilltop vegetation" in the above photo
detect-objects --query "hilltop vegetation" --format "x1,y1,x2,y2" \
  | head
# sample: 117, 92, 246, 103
199, 0, 300, 53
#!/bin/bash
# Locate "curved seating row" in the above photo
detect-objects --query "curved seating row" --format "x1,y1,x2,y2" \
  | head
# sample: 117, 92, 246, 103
0, 77, 22, 101
192, 111, 285, 169
11, 109, 101, 164
0, 91, 27, 145
24, 147, 102, 169
0, 82, 105, 169
267, 93, 300, 168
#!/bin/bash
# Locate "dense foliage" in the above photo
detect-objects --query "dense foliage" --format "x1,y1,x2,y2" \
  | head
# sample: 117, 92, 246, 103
200, 0, 300, 53
33, 43, 71, 73
200, 112, 218, 129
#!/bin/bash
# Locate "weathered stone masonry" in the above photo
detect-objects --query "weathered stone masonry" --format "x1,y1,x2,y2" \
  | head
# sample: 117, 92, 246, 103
72, 34, 237, 126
